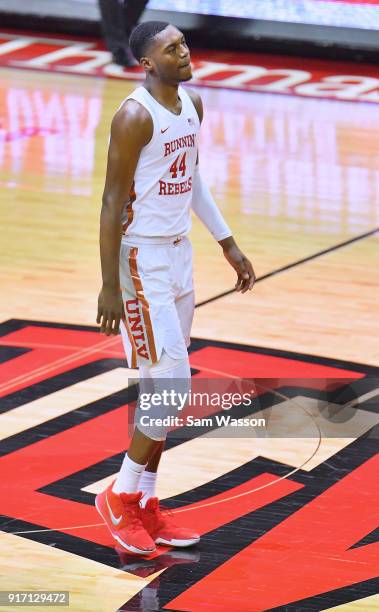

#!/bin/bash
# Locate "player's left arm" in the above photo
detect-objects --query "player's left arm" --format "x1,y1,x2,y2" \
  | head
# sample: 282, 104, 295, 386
187, 88, 256, 293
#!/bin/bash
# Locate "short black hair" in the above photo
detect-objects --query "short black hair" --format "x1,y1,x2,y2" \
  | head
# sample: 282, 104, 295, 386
130, 21, 171, 62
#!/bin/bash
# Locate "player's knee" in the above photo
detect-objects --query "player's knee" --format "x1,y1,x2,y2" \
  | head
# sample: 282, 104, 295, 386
135, 351, 191, 440
148, 350, 190, 379
149, 351, 191, 406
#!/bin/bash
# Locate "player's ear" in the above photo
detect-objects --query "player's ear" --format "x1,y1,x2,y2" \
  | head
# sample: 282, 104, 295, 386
140, 57, 153, 73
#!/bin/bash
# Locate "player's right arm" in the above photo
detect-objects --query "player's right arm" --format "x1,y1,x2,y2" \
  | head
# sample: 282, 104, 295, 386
97, 100, 152, 336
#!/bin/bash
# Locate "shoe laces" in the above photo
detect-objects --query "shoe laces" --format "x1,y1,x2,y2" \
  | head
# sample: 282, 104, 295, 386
119, 494, 144, 531
155, 503, 177, 526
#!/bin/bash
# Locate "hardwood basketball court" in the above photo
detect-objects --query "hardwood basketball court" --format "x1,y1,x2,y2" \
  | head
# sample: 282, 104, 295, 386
0, 40, 378, 612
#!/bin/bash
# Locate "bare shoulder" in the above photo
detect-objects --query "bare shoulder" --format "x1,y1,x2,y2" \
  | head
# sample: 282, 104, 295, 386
185, 87, 203, 123
111, 98, 153, 146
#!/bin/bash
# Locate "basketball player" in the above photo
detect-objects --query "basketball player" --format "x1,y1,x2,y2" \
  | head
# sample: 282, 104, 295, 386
96, 21, 255, 555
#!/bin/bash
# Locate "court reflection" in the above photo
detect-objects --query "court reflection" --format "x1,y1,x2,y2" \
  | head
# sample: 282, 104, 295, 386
116, 547, 201, 612
198, 88, 379, 233
0, 72, 103, 195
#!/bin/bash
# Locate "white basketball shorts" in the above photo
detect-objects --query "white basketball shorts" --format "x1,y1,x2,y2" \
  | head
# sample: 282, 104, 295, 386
119, 235, 194, 368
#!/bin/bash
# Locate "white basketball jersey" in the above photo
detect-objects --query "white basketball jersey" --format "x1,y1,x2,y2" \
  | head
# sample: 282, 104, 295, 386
120, 85, 200, 238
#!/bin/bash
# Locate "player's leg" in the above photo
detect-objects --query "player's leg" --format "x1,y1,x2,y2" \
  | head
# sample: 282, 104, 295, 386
145, 440, 165, 471
137, 367, 164, 507
136, 350, 199, 547
138, 239, 199, 547
94, 241, 165, 554
96, 240, 199, 550
139, 440, 165, 506
137, 283, 195, 506
111, 364, 157, 495
111, 241, 176, 496
134, 348, 191, 502
173, 236, 195, 352
95, 351, 191, 554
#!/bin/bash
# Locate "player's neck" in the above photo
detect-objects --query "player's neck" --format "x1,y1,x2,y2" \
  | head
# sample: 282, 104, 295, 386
143, 78, 181, 114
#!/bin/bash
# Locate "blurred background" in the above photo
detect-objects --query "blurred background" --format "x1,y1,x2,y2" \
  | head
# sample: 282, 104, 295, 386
1, 0, 379, 61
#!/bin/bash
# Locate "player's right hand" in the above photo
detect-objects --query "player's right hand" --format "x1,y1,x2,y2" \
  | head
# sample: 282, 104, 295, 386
97, 286, 125, 336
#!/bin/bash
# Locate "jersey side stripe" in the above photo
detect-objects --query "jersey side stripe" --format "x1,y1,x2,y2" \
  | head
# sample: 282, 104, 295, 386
122, 181, 136, 235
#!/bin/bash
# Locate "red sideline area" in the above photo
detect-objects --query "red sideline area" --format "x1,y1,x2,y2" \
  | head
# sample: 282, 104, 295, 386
0, 29, 378, 103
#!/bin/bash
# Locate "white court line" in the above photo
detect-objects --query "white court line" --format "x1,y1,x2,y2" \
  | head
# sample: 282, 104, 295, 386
0, 335, 119, 395
0, 367, 137, 441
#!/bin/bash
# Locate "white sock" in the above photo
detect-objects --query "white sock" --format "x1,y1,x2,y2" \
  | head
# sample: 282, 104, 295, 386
139, 470, 157, 507
112, 454, 146, 494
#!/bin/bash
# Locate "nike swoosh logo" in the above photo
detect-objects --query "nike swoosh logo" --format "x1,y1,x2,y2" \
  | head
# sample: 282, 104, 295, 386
106, 492, 122, 526
161, 127, 169, 133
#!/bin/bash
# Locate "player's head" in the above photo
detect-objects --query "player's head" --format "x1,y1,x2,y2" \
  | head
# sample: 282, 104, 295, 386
130, 21, 192, 84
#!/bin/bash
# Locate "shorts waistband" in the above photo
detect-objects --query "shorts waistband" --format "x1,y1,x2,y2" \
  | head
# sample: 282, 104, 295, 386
121, 234, 187, 246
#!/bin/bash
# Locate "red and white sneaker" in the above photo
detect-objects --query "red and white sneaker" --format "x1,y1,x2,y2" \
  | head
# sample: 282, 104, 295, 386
95, 482, 156, 555
141, 497, 200, 547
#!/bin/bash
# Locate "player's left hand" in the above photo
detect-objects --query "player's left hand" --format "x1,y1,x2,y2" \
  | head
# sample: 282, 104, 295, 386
222, 243, 256, 293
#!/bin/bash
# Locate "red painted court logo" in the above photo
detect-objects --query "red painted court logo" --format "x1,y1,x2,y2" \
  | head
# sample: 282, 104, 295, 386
0, 319, 378, 611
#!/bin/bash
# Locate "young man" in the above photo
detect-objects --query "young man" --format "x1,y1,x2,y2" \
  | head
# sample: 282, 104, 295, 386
96, 21, 255, 555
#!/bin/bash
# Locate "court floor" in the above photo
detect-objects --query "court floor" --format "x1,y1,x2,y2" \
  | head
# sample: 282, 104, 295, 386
0, 59, 378, 612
